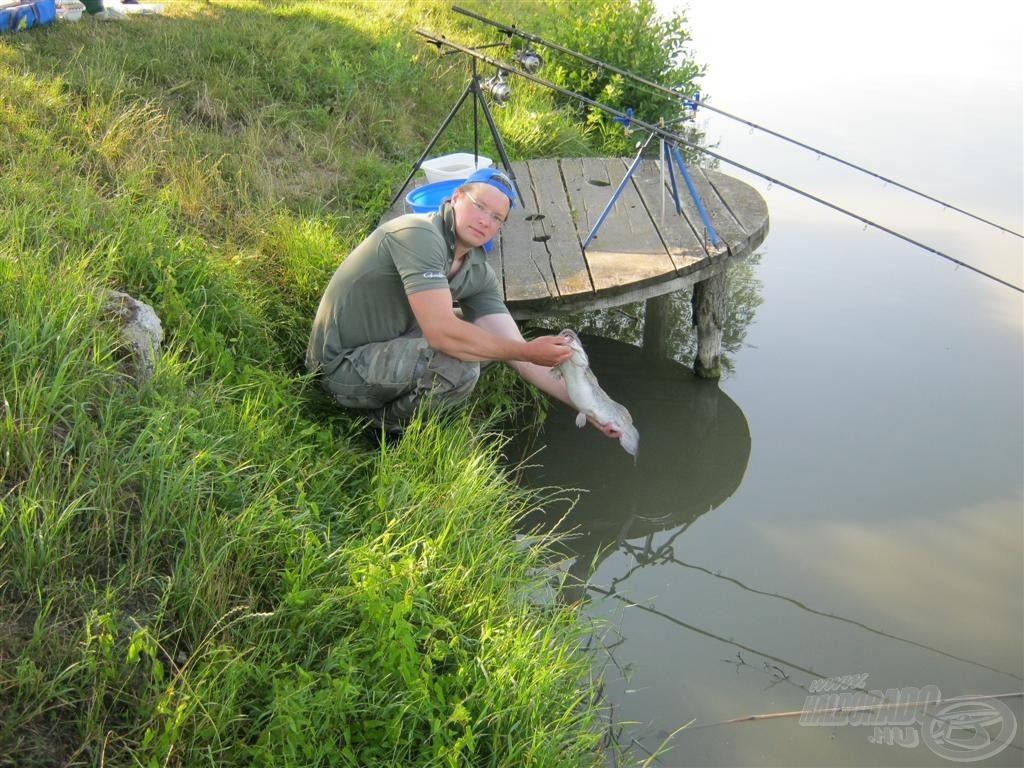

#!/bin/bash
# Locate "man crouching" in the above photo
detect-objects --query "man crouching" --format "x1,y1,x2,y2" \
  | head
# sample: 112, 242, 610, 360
306, 167, 621, 441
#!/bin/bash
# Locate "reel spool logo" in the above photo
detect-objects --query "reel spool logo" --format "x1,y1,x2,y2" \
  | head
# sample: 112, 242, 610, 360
800, 675, 1018, 763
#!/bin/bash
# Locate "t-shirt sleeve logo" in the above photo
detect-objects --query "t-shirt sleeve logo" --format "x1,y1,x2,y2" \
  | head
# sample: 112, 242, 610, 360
422, 271, 446, 280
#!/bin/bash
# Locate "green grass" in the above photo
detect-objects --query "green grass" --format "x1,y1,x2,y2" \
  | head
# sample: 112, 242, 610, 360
0, 1, 699, 764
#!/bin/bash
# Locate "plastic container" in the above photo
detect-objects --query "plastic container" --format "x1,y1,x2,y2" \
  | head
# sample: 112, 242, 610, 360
405, 179, 463, 214
420, 152, 492, 184
57, 0, 84, 20
405, 179, 495, 252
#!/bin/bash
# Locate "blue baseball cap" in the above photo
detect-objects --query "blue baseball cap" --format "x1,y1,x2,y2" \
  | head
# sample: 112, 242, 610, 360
463, 167, 517, 207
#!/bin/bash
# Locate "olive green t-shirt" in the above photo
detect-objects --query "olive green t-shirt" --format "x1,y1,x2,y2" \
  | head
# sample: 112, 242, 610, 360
306, 203, 508, 376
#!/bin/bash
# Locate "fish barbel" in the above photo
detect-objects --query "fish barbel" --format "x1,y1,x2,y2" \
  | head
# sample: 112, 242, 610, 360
551, 329, 639, 461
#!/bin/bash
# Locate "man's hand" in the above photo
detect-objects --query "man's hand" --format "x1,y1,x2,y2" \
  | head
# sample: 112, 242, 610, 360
589, 417, 623, 438
474, 314, 623, 442
522, 334, 573, 367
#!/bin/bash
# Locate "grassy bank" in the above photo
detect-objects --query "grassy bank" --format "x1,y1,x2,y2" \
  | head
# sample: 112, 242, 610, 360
1, 1, 697, 764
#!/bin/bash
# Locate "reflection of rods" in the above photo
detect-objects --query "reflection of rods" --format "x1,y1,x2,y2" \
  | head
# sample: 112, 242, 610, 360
668, 555, 1024, 682
592, 524, 1022, 684
416, 28, 1023, 294
592, 579, 1024, 754
587, 582, 821, 680
453, 4, 1023, 240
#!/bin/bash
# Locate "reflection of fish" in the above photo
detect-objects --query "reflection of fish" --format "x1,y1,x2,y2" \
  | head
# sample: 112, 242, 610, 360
552, 329, 639, 461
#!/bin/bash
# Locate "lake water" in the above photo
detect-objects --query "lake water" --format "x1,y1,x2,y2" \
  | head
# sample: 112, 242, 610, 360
508, 2, 1023, 765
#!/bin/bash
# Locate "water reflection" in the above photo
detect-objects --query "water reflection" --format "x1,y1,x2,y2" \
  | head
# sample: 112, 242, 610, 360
524, 253, 763, 376
506, 332, 1023, 765
509, 333, 751, 601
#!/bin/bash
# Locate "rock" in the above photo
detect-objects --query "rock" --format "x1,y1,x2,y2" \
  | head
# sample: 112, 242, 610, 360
102, 290, 164, 383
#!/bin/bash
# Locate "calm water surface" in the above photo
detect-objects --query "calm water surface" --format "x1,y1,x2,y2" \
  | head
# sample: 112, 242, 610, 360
509, 2, 1023, 765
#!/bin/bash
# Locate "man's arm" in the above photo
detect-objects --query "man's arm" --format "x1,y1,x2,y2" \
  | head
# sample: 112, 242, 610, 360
408, 288, 570, 367
473, 312, 623, 438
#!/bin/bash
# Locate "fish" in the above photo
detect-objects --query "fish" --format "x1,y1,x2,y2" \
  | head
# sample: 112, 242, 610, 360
551, 329, 640, 461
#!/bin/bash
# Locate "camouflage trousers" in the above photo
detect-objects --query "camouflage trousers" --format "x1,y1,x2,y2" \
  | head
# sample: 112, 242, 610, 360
319, 329, 480, 434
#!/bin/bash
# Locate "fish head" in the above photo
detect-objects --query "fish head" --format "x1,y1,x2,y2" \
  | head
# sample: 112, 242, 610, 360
558, 328, 589, 367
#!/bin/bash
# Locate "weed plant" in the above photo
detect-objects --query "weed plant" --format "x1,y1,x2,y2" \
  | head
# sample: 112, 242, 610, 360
1, 1, 699, 764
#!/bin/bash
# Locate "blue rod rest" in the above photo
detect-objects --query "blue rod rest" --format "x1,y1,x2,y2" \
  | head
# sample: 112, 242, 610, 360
670, 144, 722, 248
582, 132, 656, 249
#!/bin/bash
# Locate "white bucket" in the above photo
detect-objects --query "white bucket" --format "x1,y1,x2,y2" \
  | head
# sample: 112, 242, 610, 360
57, 0, 85, 20
421, 152, 493, 184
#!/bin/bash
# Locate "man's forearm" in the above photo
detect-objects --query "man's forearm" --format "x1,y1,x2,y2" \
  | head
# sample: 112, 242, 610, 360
507, 359, 572, 407
432, 319, 532, 362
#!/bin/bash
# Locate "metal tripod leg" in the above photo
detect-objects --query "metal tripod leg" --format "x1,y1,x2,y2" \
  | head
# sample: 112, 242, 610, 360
471, 81, 524, 203
389, 78, 476, 208
390, 68, 524, 209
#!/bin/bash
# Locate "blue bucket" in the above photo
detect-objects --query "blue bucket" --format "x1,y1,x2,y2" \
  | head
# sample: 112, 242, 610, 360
405, 178, 495, 252
405, 179, 464, 213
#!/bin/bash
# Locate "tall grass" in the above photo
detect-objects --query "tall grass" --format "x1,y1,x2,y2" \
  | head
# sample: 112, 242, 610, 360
0, 1, 617, 765
1, 243, 602, 765
2, 0, 701, 762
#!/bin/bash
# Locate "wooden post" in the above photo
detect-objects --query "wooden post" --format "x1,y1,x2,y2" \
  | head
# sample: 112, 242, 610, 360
642, 293, 672, 360
691, 271, 727, 379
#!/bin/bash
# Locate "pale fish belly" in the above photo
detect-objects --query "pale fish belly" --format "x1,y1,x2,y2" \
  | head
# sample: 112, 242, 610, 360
563, 369, 639, 461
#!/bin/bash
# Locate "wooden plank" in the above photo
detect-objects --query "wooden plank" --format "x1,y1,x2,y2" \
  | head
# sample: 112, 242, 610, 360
575, 157, 667, 253
561, 157, 677, 293
521, 159, 593, 299
627, 157, 710, 272
641, 157, 726, 258
685, 165, 749, 256
498, 162, 557, 303
703, 169, 770, 254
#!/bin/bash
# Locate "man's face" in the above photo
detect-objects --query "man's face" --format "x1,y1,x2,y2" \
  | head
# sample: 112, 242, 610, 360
452, 183, 510, 248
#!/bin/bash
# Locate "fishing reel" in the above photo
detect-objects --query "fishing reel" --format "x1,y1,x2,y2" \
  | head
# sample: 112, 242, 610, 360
512, 47, 543, 74
481, 70, 512, 106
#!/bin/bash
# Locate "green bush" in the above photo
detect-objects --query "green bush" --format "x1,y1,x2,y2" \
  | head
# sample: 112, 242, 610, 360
522, 0, 704, 154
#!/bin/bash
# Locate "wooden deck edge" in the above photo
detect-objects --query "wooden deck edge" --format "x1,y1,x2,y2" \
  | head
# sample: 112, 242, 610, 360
507, 244, 761, 319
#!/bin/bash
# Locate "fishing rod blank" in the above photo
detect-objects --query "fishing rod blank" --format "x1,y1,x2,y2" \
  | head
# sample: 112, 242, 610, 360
416, 29, 1023, 295
451, 4, 1023, 240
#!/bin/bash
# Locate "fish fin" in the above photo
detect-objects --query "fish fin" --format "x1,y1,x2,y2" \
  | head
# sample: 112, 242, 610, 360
550, 367, 563, 381
575, 412, 587, 428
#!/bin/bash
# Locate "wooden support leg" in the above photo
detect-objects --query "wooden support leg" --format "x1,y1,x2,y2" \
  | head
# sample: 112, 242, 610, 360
642, 293, 672, 360
691, 271, 727, 379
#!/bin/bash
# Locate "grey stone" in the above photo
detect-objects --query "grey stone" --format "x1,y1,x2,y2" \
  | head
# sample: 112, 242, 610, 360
102, 290, 164, 383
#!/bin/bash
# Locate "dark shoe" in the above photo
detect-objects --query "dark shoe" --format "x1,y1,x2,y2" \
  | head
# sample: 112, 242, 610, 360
361, 423, 403, 449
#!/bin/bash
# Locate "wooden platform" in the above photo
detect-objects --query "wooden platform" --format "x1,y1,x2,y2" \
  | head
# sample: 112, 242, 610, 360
384, 157, 768, 318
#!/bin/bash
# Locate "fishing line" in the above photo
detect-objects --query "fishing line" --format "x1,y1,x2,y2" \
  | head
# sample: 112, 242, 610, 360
451, 5, 1024, 240
674, 98, 1024, 239
416, 30, 1024, 294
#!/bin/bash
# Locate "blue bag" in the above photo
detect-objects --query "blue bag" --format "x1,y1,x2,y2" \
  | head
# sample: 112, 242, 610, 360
0, 0, 57, 33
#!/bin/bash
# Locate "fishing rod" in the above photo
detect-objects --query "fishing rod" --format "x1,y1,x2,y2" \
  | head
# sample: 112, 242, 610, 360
683, 691, 1024, 731
451, 5, 1024, 240
416, 29, 1024, 295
